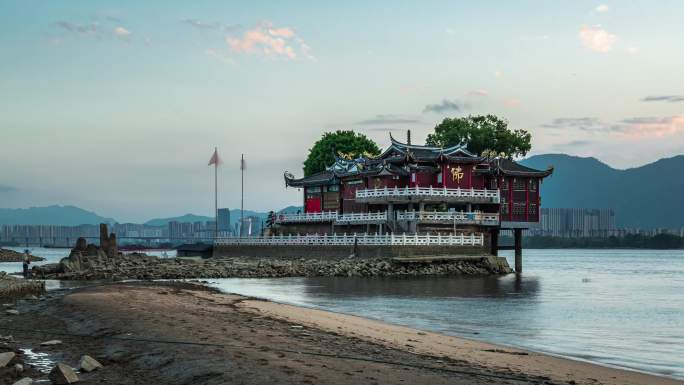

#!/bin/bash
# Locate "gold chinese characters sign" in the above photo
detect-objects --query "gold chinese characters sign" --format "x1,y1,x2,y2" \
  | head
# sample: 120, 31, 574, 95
451, 166, 464, 183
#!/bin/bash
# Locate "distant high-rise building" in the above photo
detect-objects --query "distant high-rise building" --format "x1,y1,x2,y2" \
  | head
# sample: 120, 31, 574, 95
217, 208, 231, 232
537, 208, 616, 237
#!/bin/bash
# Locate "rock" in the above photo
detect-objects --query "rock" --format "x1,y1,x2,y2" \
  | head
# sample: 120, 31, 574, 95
49, 363, 79, 384
14, 363, 24, 373
0, 351, 16, 367
12, 378, 32, 385
5, 309, 19, 315
40, 339, 63, 346
79, 355, 103, 372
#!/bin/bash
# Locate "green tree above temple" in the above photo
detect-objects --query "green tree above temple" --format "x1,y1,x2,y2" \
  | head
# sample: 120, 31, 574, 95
426, 115, 532, 158
303, 130, 381, 176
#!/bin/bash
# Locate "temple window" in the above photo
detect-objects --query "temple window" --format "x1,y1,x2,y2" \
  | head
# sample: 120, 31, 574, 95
490, 179, 498, 189
437, 172, 443, 184
513, 179, 526, 191
513, 203, 526, 215
528, 203, 537, 215
529, 179, 537, 191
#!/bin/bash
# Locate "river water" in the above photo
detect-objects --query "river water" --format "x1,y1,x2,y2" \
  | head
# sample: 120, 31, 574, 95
1, 248, 682, 379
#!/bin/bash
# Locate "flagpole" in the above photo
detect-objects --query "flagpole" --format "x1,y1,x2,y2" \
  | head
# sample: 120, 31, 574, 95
240, 153, 244, 236
215, 147, 218, 239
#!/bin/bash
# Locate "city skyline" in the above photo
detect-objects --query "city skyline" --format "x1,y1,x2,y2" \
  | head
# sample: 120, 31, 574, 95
2, 1, 683, 222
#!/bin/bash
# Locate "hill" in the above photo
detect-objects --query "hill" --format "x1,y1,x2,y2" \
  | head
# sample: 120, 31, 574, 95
144, 214, 214, 227
0, 205, 115, 226
521, 154, 684, 229
144, 206, 303, 228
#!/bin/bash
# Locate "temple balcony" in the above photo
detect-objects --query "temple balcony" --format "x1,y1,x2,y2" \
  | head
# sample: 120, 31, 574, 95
275, 211, 388, 225
335, 211, 387, 225
397, 211, 499, 226
215, 232, 484, 247
274, 211, 337, 224
355, 186, 500, 204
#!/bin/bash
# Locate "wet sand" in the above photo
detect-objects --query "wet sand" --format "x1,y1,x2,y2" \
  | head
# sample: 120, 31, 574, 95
0, 282, 681, 385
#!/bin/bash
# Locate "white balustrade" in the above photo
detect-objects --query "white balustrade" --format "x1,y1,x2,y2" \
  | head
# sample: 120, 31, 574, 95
355, 186, 500, 201
397, 211, 499, 224
274, 211, 338, 223
336, 211, 387, 223
215, 232, 484, 247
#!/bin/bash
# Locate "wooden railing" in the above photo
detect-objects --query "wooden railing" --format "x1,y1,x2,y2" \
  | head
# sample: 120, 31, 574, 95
355, 186, 500, 202
215, 232, 484, 246
397, 211, 499, 225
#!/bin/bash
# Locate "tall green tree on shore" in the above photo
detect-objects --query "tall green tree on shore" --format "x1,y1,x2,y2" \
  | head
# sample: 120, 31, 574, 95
425, 115, 532, 158
303, 130, 381, 176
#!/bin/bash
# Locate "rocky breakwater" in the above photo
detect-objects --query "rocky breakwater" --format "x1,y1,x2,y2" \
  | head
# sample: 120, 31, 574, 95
32, 224, 512, 280
0, 249, 44, 263
0, 273, 45, 300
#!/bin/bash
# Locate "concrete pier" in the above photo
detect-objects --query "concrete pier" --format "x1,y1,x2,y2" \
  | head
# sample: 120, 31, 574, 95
514, 228, 522, 273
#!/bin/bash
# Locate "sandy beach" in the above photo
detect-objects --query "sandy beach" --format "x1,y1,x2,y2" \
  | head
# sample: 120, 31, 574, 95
1, 282, 681, 385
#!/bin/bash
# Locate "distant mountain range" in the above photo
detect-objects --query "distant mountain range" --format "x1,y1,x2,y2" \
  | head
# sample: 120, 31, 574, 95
2, 154, 682, 229
521, 154, 684, 229
144, 206, 303, 227
0, 205, 115, 226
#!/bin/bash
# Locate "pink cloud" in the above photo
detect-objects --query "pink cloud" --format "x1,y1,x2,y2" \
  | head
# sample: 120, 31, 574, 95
226, 22, 311, 61
468, 89, 489, 96
579, 25, 616, 53
619, 116, 684, 138
505, 98, 521, 107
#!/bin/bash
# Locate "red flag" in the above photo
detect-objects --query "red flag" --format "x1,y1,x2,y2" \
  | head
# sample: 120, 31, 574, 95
208, 148, 221, 166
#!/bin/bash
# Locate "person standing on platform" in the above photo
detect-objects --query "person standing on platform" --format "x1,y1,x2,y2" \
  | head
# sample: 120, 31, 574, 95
22, 250, 30, 279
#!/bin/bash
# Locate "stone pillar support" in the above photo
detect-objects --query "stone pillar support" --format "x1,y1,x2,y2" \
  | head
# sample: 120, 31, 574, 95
514, 228, 523, 273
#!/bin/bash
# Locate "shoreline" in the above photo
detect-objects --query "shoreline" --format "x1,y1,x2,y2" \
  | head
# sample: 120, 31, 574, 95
228, 290, 682, 382
1, 281, 680, 385
237, 293, 683, 385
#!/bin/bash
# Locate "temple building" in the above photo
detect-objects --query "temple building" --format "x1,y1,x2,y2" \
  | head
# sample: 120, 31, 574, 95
277, 133, 553, 270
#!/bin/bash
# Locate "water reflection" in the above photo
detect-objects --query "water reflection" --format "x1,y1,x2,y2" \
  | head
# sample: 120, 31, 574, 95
300, 274, 540, 299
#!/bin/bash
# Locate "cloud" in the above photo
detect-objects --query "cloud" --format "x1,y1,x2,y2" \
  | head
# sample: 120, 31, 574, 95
626, 46, 639, 55
494, 70, 503, 78
226, 21, 312, 61
56, 21, 101, 37
205, 48, 235, 64
356, 114, 421, 125
542, 116, 684, 138
181, 18, 219, 30
595, 4, 609, 13
468, 89, 489, 96
114, 26, 131, 40
641, 95, 684, 103
504, 99, 521, 108
579, 25, 617, 52
56, 20, 133, 43
423, 99, 463, 114
181, 18, 241, 33
542, 117, 603, 131
0, 184, 17, 193
618, 116, 684, 138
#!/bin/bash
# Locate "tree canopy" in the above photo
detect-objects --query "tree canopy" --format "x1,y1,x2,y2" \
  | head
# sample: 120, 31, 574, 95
303, 130, 381, 176
425, 115, 532, 158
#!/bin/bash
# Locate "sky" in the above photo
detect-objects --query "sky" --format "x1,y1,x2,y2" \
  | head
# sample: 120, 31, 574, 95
1, 0, 683, 223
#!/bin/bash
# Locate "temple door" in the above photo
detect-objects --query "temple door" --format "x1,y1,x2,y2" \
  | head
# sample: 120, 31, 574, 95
305, 197, 322, 213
